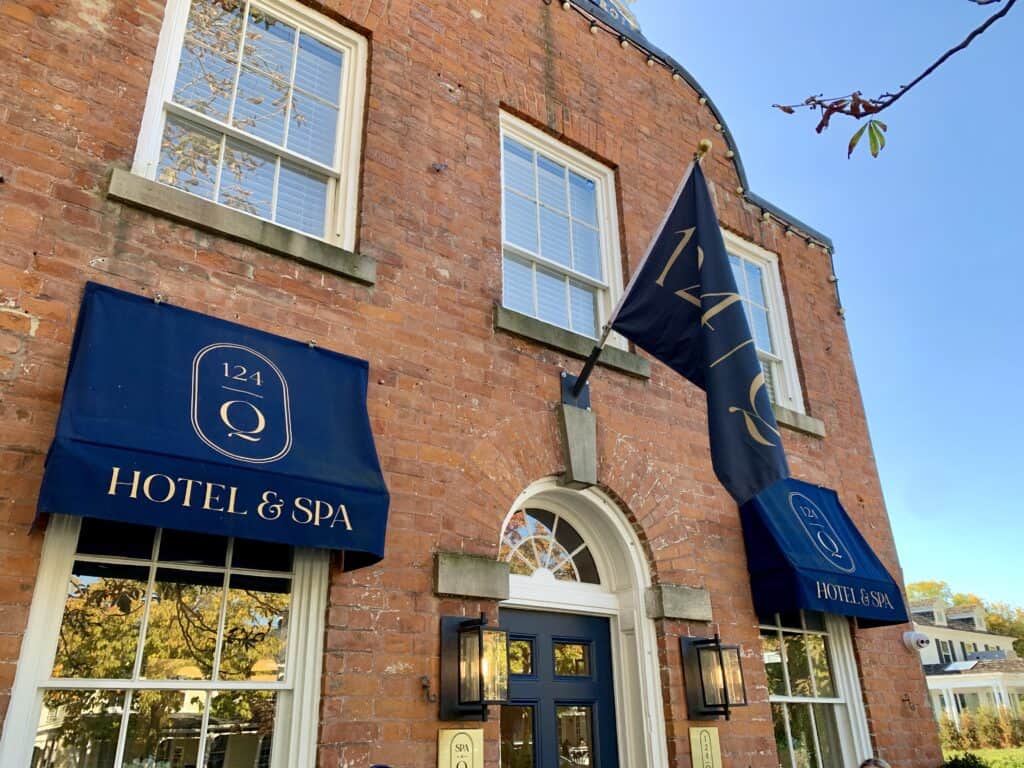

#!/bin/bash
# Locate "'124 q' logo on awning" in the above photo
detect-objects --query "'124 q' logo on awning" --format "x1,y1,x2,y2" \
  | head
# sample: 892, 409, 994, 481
191, 343, 293, 464
788, 492, 856, 574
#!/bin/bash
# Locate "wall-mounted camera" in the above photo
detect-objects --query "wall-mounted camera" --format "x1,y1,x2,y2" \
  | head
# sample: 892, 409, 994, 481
903, 631, 931, 651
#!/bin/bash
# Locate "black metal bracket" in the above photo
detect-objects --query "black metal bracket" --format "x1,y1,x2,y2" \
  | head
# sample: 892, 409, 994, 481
560, 371, 591, 409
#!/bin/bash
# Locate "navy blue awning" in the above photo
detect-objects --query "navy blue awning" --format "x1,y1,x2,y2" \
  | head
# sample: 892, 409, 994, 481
740, 478, 908, 627
38, 283, 389, 570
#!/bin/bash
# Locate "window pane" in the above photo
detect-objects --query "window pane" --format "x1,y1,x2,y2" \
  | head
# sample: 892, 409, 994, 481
812, 704, 843, 767
218, 139, 275, 219
536, 267, 569, 329
203, 690, 278, 768
173, 44, 236, 120
503, 138, 535, 196
76, 518, 154, 559
502, 254, 534, 316
287, 94, 338, 164
233, 66, 288, 144
761, 630, 786, 696
729, 254, 744, 294
218, 574, 291, 681
504, 192, 538, 252
500, 705, 534, 768
509, 639, 533, 675
276, 163, 327, 237
772, 702, 795, 768
573, 546, 599, 584
124, 689, 205, 768
569, 282, 597, 338
159, 528, 228, 566
537, 155, 567, 211
142, 568, 224, 680
232, 538, 293, 572
784, 633, 814, 697
745, 260, 767, 305
241, 10, 295, 81
295, 33, 343, 103
539, 208, 571, 268
805, 635, 835, 697
802, 612, 826, 632
787, 703, 820, 768
572, 222, 601, 279
554, 643, 590, 676
556, 705, 593, 767
752, 306, 774, 354
158, 116, 221, 200
54, 562, 149, 679
37, 689, 125, 768
569, 171, 597, 225
186, 0, 243, 57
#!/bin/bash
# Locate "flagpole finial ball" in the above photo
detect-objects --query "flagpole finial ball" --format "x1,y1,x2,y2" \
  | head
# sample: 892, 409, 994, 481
697, 139, 713, 156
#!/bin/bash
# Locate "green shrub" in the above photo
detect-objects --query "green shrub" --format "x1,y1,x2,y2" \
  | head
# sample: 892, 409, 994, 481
944, 748, 1024, 768
943, 753, 989, 768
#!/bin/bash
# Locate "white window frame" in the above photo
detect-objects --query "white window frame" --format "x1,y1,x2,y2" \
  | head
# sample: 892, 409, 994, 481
761, 612, 872, 768
499, 113, 626, 348
723, 231, 805, 413
0, 515, 329, 768
131, 0, 368, 250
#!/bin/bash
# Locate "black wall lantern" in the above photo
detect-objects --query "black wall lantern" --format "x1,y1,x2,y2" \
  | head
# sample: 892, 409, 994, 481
440, 613, 509, 721
681, 634, 748, 720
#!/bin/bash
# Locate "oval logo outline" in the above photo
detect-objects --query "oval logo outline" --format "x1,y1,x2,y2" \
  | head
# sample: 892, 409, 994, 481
191, 343, 293, 464
788, 491, 856, 574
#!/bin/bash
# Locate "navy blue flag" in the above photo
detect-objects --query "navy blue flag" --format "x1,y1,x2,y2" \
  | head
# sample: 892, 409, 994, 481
38, 283, 389, 569
611, 163, 789, 503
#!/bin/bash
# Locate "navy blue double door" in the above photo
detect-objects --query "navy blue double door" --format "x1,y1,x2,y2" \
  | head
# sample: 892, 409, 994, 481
500, 609, 619, 768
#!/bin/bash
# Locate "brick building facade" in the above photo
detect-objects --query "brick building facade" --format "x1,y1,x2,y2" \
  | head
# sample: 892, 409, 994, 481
0, 0, 942, 766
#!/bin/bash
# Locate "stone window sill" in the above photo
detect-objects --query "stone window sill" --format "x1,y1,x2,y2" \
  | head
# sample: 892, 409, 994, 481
107, 168, 375, 285
773, 404, 826, 438
494, 305, 650, 379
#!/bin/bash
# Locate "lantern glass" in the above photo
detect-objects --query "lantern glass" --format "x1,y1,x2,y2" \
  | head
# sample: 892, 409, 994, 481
482, 628, 509, 702
459, 629, 482, 704
722, 647, 746, 706
698, 645, 726, 707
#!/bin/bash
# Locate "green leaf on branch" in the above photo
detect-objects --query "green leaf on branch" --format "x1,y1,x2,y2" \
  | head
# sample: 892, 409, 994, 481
847, 123, 868, 158
848, 119, 888, 158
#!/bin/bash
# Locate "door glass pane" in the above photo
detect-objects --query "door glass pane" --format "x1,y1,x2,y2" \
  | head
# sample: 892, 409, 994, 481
761, 630, 786, 696
54, 562, 149, 679
787, 703, 819, 768
556, 705, 593, 767
554, 643, 590, 676
771, 702, 794, 768
124, 689, 205, 767
509, 639, 533, 675
500, 705, 535, 768
36, 689, 125, 768
142, 568, 224, 680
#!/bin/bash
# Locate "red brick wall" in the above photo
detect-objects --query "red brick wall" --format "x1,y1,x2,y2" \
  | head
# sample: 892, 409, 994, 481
0, 0, 942, 766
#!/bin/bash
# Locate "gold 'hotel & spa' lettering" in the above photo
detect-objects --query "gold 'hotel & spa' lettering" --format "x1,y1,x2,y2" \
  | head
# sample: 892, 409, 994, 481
106, 466, 354, 530
815, 580, 896, 611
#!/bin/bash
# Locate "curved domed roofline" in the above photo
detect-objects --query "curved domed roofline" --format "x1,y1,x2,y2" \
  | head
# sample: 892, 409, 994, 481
566, 0, 834, 251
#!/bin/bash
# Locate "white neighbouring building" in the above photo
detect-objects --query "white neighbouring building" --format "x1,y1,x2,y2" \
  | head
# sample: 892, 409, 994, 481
910, 599, 1024, 725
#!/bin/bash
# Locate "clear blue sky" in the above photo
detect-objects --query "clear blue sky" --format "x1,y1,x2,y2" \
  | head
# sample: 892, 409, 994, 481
630, 0, 1024, 607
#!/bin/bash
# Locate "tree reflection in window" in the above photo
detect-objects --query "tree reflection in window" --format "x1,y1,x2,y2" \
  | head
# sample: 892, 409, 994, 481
37, 520, 292, 767
499, 508, 599, 584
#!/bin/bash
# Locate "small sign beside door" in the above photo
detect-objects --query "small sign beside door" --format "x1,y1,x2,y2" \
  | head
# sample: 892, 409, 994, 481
438, 729, 483, 768
689, 726, 723, 768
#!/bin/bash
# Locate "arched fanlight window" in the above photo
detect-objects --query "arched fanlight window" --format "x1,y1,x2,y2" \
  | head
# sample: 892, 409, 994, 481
499, 508, 600, 584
